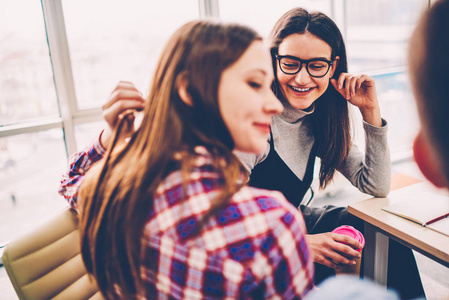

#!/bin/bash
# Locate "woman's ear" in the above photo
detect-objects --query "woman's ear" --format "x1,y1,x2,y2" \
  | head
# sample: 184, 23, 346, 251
176, 71, 193, 106
413, 130, 447, 188
329, 56, 340, 78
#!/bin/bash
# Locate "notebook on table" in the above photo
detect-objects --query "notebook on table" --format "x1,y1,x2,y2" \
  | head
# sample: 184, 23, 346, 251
382, 192, 449, 237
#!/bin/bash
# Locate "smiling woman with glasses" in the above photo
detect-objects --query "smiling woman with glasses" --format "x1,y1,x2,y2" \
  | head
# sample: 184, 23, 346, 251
237, 7, 424, 299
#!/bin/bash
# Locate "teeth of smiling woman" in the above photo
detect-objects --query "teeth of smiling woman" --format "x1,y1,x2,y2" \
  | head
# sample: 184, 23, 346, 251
291, 86, 311, 92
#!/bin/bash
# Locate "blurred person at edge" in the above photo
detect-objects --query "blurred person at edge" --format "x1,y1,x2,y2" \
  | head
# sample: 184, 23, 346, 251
410, 1, 449, 232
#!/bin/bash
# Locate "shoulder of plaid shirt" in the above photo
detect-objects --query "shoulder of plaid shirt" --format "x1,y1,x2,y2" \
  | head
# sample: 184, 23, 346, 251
59, 132, 315, 299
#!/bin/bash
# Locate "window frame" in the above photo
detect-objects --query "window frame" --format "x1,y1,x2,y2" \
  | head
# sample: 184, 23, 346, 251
0, 0, 214, 157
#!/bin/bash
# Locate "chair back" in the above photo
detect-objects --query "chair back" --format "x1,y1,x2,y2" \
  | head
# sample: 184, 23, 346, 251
2, 207, 102, 300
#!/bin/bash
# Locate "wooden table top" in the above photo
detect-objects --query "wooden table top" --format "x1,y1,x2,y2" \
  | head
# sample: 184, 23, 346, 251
348, 182, 449, 265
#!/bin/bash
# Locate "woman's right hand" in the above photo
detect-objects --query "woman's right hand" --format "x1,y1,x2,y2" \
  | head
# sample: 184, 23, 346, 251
100, 81, 145, 148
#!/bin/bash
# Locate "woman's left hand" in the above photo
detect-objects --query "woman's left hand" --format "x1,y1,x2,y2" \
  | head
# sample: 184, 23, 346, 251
331, 73, 382, 127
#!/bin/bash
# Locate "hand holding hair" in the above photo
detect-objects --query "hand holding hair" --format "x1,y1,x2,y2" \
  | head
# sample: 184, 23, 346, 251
100, 81, 145, 148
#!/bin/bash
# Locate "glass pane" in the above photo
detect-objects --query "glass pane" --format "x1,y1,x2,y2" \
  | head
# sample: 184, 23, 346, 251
0, 0, 59, 126
373, 71, 419, 159
0, 129, 68, 243
346, 0, 427, 72
219, 0, 331, 38
75, 121, 107, 152
349, 71, 418, 160
62, 0, 200, 109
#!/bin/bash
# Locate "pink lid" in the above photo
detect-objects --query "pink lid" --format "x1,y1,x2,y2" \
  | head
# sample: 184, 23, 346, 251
331, 225, 365, 252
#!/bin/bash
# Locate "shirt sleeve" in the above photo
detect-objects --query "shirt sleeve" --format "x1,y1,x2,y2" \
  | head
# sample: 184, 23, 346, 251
338, 118, 391, 197
58, 132, 107, 208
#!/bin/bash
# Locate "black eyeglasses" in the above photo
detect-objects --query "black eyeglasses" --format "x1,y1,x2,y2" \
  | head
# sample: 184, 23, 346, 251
276, 55, 333, 78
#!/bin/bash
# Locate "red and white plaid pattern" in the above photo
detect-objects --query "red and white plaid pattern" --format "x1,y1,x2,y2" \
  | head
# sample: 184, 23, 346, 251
58, 133, 106, 208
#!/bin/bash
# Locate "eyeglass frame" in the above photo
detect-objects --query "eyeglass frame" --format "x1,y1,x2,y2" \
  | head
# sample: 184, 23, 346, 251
275, 54, 334, 78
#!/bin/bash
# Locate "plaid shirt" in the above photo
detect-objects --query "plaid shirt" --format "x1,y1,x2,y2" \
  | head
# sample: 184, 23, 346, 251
59, 137, 314, 299
58, 133, 107, 208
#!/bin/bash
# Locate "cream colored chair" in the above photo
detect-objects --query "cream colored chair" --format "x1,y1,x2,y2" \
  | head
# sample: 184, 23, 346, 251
2, 207, 103, 300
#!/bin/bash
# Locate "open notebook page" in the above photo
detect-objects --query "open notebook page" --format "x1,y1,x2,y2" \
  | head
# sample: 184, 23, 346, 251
382, 192, 449, 227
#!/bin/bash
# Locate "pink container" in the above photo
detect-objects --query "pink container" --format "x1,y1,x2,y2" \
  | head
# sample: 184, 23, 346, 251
332, 225, 365, 252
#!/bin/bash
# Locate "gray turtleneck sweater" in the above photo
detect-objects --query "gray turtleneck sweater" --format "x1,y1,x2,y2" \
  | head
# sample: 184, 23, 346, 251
236, 102, 391, 198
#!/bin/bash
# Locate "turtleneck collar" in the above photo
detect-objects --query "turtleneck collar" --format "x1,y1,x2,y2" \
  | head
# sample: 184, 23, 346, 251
279, 100, 315, 124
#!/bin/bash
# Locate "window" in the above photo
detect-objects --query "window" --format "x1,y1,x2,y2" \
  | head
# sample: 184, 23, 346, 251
61, 0, 200, 151
62, 0, 199, 109
0, 130, 68, 242
219, 0, 331, 38
0, 0, 66, 241
346, 0, 427, 72
0, 0, 58, 126
344, 0, 427, 159
0, 0, 200, 242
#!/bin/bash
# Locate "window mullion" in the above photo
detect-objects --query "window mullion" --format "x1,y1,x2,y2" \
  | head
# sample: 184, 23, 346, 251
0, 117, 63, 138
198, 0, 219, 18
72, 107, 104, 126
41, 0, 78, 156
331, 0, 347, 40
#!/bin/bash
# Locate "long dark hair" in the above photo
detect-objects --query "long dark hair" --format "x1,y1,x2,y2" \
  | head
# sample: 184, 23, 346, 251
270, 7, 351, 188
79, 20, 261, 299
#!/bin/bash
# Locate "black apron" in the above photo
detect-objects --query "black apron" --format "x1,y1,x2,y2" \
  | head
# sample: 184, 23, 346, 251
249, 133, 355, 285
248, 132, 316, 208
248, 133, 358, 234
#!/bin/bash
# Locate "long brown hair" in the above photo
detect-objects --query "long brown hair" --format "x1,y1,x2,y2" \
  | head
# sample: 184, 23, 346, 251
270, 7, 351, 188
79, 20, 261, 299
